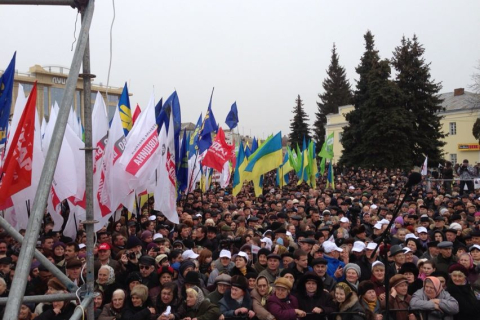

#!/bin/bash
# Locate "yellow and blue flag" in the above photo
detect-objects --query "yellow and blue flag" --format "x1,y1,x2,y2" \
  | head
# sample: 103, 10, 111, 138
118, 83, 132, 136
251, 137, 258, 153
233, 141, 247, 196
244, 132, 283, 179
225, 101, 239, 130
327, 161, 335, 189
0, 53, 16, 144
277, 152, 294, 188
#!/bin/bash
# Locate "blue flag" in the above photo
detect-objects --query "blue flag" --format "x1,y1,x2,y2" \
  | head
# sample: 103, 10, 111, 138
177, 128, 189, 193
251, 137, 258, 153
154, 97, 163, 133
0, 53, 16, 144
188, 113, 202, 159
160, 91, 182, 166
225, 101, 239, 130
197, 89, 218, 153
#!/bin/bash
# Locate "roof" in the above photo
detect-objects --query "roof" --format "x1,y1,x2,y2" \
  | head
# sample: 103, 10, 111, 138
438, 91, 480, 113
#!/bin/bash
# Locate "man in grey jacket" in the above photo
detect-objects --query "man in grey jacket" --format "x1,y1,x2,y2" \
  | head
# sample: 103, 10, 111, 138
457, 159, 477, 195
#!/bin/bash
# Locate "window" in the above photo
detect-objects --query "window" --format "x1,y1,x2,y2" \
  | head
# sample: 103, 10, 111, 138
450, 154, 457, 165
449, 122, 456, 135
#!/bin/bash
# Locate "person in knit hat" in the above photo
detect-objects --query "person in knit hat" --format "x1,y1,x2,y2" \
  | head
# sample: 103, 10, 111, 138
219, 275, 254, 319
123, 284, 155, 319
333, 282, 364, 320
446, 264, 480, 320
343, 263, 361, 293
266, 277, 303, 320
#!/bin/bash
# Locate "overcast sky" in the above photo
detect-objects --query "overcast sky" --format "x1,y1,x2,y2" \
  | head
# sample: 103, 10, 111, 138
1, 0, 479, 139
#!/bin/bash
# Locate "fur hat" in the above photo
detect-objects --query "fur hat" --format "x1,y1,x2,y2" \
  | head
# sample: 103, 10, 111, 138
231, 275, 248, 292
184, 271, 201, 286
131, 284, 149, 303
47, 277, 66, 292
399, 262, 419, 278
126, 235, 143, 249
273, 277, 293, 291
389, 274, 408, 288
358, 280, 376, 296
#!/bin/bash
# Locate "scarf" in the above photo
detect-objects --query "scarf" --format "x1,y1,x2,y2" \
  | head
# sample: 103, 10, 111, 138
424, 276, 442, 298
239, 266, 247, 275
363, 297, 376, 312
96, 265, 115, 288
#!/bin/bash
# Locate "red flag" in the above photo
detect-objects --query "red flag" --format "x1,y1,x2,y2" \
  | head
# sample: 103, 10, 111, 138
0, 82, 37, 205
202, 127, 234, 172
132, 104, 141, 125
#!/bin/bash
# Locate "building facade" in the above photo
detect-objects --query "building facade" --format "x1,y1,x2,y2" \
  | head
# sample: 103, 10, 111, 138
324, 89, 480, 165
2, 64, 124, 124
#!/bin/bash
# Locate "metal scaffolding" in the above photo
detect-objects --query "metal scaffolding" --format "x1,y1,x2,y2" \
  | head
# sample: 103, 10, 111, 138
0, 0, 97, 319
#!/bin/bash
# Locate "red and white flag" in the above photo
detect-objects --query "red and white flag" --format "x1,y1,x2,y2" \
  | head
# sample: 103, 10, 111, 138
119, 94, 159, 190
154, 112, 179, 224
202, 127, 234, 172
132, 103, 141, 125
0, 82, 37, 206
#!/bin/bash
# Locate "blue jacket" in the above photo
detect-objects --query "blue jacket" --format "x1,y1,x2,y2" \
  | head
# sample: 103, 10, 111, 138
324, 254, 345, 281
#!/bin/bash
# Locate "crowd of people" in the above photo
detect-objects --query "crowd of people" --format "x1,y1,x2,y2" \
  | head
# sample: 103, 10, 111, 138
0, 166, 480, 320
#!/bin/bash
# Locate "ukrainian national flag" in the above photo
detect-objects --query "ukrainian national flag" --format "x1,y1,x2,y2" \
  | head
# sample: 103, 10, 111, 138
0, 53, 16, 144
233, 141, 247, 196
277, 152, 293, 188
327, 161, 335, 189
244, 132, 283, 179
308, 140, 318, 188
118, 83, 132, 137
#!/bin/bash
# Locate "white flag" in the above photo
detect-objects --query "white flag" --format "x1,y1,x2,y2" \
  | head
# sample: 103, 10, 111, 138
119, 93, 160, 191
421, 156, 428, 176
154, 112, 179, 224
219, 161, 231, 188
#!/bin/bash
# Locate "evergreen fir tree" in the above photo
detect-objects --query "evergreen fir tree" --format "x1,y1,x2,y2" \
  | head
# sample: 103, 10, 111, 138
289, 95, 311, 148
341, 31, 379, 167
314, 44, 353, 148
356, 59, 414, 168
392, 35, 445, 166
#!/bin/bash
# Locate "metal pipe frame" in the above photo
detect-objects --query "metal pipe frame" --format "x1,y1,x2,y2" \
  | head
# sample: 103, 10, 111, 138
0, 216, 78, 292
0, 0, 75, 5
0, 293, 78, 304
3, 0, 95, 318
70, 295, 93, 320
81, 5, 95, 319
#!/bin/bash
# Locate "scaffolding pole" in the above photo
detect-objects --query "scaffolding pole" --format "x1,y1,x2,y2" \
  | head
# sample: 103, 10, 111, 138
81, 4, 96, 319
2, 0, 95, 318
0, 216, 78, 292
0, 293, 78, 304
0, 0, 75, 5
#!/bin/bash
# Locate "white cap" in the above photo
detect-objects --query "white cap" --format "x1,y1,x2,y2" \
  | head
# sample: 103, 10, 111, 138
196, 213, 202, 218
149, 215, 156, 221
153, 233, 163, 240
373, 223, 382, 230
366, 242, 378, 250
237, 251, 249, 261
405, 233, 419, 240
349, 186, 355, 190
379, 219, 390, 225
470, 244, 480, 252
181, 249, 199, 260
292, 199, 299, 204
371, 204, 378, 210
352, 241, 366, 253
403, 247, 412, 254
323, 241, 343, 253
340, 217, 350, 223
449, 222, 462, 231
372, 261, 385, 269
416, 227, 428, 234
79, 243, 86, 249
219, 249, 232, 259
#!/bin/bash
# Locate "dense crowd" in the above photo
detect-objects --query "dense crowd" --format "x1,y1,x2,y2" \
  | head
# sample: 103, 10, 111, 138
1, 164, 480, 320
